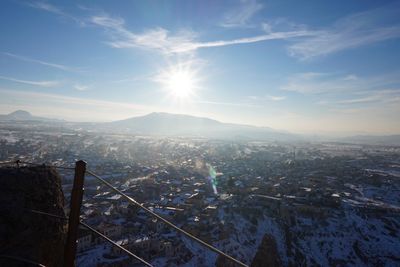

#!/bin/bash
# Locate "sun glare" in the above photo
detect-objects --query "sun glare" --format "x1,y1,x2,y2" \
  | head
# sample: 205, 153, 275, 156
167, 70, 195, 98
157, 63, 200, 101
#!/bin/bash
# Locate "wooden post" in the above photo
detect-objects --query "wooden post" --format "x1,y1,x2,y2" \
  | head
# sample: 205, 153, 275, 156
64, 160, 86, 267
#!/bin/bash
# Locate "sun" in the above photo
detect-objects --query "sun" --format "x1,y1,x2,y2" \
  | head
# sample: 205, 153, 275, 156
166, 70, 195, 99
157, 63, 200, 101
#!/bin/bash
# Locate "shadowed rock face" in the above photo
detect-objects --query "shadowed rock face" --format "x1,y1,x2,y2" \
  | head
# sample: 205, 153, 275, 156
251, 234, 282, 267
0, 165, 66, 267
214, 233, 283, 267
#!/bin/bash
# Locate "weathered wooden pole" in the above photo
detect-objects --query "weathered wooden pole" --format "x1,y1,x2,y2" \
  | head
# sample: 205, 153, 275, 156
64, 160, 86, 267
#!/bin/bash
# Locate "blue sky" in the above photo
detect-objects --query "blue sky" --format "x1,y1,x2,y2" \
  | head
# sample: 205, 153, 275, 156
0, 0, 400, 134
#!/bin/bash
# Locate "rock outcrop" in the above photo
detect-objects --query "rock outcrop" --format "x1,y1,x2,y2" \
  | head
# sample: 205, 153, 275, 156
251, 234, 282, 267
0, 165, 66, 267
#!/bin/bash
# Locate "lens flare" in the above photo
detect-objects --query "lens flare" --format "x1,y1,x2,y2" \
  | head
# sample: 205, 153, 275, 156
206, 163, 218, 195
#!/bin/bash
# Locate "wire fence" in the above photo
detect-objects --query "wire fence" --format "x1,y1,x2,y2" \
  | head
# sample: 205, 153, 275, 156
1, 160, 249, 267
0, 255, 46, 267
79, 221, 153, 267
28, 209, 153, 267
87, 169, 249, 267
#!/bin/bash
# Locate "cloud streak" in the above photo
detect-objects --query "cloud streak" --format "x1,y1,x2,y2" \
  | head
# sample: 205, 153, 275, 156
194, 100, 262, 108
73, 84, 90, 91
0, 89, 153, 121
0, 75, 60, 87
282, 71, 400, 95
282, 72, 400, 116
102, 3, 400, 59
248, 95, 286, 101
288, 3, 400, 59
220, 0, 263, 28
27, 1, 83, 25
336, 90, 400, 105
28, 2, 400, 60
265, 95, 286, 101
91, 14, 317, 55
2, 52, 78, 72
28, 1, 63, 15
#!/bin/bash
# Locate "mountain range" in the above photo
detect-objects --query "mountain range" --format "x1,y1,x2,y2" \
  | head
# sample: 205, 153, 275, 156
1, 110, 399, 144
99, 112, 296, 140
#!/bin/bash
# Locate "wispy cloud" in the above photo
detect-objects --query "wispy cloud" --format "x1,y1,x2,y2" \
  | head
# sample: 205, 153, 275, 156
282, 71, 400, 95
112, 75, 150, 83
282, 72, 345, 94
265, 95, 286, 101
73, 84, 89, 91
336, 89, 400, 105
2, 52, 78, 72
0, 75, 60, 87
192, 30, 315, 50
0, 89, 146, 109
28, 1, 63, 15
248, 95, 286, 101
27, 1, 84, 25
220, 0, 263, 28
0, 89, 153, 121
26, 2, 316, 56
194, 100, 262, 108
27, 1, 400, 61
91, 14, 316, 55
288, 3, 400, 59
283, 71, 400, 113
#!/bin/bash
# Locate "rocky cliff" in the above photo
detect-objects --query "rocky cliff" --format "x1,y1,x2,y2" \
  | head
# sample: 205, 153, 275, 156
0, 165, 66, 266
251, 234, 282, 267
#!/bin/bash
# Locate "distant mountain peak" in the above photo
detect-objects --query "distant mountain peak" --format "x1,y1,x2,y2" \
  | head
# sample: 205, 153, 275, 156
8, 110, 32, 118
145, 112, 172, 117
0, 110, 62, 122
146, 112, 198, 117
99, 111, 295, 140
143, 112, 219, 121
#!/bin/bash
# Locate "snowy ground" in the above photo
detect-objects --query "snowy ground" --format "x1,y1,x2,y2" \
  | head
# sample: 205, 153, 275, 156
77, 244, 128, 267
290, 204, 400, 266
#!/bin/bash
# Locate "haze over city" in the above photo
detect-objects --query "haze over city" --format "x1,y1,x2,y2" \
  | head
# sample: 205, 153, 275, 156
1, 2, 400, 267
1, 0, 400, 135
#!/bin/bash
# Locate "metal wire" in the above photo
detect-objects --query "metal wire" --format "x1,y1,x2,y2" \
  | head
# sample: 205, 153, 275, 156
0, 255, 46, 267
2, 160, 248, 266
29, 209, 68, 221
27, 209, 151, 266
86, 169, 248, 267
79, 221, 153, 267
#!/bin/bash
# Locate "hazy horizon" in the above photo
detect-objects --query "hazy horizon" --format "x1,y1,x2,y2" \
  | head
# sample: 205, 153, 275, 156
2, 108, 400, 138
1, 0, 400, 135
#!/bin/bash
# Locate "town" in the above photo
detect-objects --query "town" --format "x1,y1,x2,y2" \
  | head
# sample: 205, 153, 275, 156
1, 122, 399, 266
